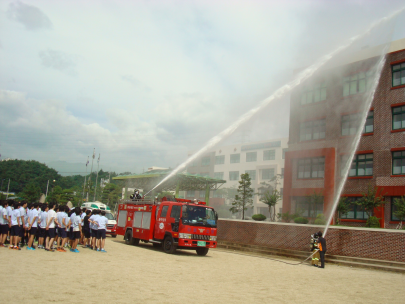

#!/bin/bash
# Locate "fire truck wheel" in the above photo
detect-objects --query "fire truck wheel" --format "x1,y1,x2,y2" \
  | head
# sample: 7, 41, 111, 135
163, 236, 177, 254
196, 248, 209, 256
124, 230, 132, 245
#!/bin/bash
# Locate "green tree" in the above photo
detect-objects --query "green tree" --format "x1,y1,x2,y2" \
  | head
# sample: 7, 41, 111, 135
229, 173, 254, 220
393, 196, 405, 229
47, 185, 63, 204
101, 183, 122, 209
336, 197, 351, 225
22, 182, 41, 203
356, 184, 387, 227
257, 174, 282, 222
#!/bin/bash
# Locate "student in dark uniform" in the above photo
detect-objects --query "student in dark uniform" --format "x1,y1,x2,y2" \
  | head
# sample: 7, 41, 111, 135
317, 231, 327, 269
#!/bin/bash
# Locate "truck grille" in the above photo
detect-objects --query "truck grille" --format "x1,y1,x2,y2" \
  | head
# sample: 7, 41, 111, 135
107, 224, 115, 228
192, 234, 210, 241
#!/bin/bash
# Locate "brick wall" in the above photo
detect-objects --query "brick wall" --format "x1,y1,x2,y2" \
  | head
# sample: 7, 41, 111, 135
218, 219, 405, 262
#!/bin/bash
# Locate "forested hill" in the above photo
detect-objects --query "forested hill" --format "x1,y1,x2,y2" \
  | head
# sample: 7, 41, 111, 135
0, 159, 118, 195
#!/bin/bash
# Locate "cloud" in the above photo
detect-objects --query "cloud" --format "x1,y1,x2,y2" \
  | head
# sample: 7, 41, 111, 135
121, 75, 151, 91
39, 49, 77, 75
7, 1, 52, 31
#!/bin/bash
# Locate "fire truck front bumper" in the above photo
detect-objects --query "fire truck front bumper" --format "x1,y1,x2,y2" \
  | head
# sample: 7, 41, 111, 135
177, 238, 217, 248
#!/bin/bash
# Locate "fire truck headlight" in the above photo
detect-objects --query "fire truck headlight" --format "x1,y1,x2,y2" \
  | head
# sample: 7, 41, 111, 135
209, 236, 217, 241
179, 233, 192, 239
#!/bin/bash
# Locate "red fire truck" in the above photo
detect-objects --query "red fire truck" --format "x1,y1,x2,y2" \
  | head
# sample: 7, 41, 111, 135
116, 197, 218, 256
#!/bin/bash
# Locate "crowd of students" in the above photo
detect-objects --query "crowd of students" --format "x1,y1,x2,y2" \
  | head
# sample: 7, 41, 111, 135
0, 200, 109, 253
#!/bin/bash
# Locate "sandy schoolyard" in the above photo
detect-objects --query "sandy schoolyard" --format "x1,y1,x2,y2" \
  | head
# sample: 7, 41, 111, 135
1, 237, 403, 303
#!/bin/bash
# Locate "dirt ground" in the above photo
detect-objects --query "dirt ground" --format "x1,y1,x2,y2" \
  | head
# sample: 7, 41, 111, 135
1, 237, 403, 304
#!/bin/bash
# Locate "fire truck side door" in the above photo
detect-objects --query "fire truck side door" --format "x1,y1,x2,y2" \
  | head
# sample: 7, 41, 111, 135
154, 204, 169, 240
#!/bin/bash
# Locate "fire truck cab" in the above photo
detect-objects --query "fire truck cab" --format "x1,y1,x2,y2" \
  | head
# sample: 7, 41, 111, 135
116, 198, 218, 256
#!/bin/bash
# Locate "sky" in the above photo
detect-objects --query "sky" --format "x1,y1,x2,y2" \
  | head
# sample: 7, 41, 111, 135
0, 0, 404, 174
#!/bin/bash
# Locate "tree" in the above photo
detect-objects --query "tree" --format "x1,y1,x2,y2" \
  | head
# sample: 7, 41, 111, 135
336, 197, 351, 225
393, 196, 405, 229
229, 173, 254, 220
257, 175, 282, 222
22, 182, 41, 203
101, 183, 122, 209
356, 184, 387, 227
47, 185, 63, 204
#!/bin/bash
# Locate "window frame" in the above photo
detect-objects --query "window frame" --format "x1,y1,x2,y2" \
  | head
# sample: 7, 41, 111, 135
391, 196, 404, 221
297, 157, 325, 179
229, 171, 239, 181
160, 205, 169, 218
230, 153, 240, 164
392, 151, 405, 175
349, 153, 373, 177
343, 71, 373, 97
392, 105, 405, 130
340, 197, 369, 220
245, 170, 256, 180
294, 196, 324, 218
299, 119, 326, 142
262, 168, 275, 180
263, 149, 276, 161
300, 82, 327, 105
201, 156, 210, 167
341, 111, 374, 136
213, 172, 224, 180
392, 63, 405, 87
215, 155, 225, 165
246, 152, 257, 162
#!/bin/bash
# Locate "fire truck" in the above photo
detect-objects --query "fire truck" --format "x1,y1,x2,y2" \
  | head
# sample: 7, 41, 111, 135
116, 197, 218, 256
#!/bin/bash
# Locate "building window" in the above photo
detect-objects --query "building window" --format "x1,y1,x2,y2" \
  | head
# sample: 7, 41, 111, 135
391, 197, 404, 221
301, 82, 327, 105
340, 197, 369, 220
201, 156, 210, 167
392, 105, 405, 130
392, 151, 405, 175
186, 190, 195, 197
282, 149, 287, 159
229, 171, 239, 181
230, 154, 240, 164
246, 152, 257, 162
245, 170, 256, 180
392, 63, 405, 87
214, 172, 224, 180
300, 120, 326, 141
294, 196, 324, 218
297, 157, 325, 179
215, 155, 225, 165
200, 172, 209, 177
263, 150, 275, 160
189, 160, 197, 167
343, 71, 373, 96
349, 154, 373, 177
262, 168, 275, 180
341, 111, 374, 135
199, 191, 206, 198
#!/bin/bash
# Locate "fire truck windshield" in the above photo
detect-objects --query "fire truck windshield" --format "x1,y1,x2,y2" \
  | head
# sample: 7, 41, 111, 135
181, 205, 217, 227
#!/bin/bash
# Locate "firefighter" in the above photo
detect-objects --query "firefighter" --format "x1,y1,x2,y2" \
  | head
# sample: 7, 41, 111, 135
310, 232, 320, 267
317, 231, 327, 269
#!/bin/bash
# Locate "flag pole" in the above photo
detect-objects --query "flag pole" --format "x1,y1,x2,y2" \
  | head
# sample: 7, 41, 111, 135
83, 156, 89, 201
88, 148, 95, 201
94, 153, 100, 201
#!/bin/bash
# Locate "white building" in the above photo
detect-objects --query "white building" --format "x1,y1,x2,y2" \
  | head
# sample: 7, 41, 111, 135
186, 138, 288, 219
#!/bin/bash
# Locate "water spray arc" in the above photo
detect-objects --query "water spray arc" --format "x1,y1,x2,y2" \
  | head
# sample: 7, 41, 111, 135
144, 8, 403, 198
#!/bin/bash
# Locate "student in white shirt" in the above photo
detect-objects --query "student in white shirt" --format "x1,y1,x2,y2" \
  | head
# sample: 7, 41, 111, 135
45, 203, 59, 252
27, 203, 40, 250
79, 208, 86, 245
57, 206, 69, 252
10, 202, 22, 250
0, 201, 9, 247
38, 204, 48, 249
70, 207, 82, 253
18, 201, 27, 247
89, 210, 100, 250
95, 211, 109, 253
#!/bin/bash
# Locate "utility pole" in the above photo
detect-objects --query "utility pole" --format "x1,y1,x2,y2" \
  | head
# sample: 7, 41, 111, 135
6, 179, 10, 199
45, 180, 49, 198
82, 156, 89, 201
94, 153, 100, 201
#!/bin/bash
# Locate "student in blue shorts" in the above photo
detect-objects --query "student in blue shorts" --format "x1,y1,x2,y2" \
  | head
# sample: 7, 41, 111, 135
10, 202, 22, 250
45, 203, 59, 252
27, 203, 40, 250
0, 200, 9, 247
70, 207, 82, 253
38, 204, 48, 249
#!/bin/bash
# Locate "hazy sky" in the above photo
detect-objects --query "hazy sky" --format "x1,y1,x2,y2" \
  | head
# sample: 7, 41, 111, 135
1, 0, 404, 174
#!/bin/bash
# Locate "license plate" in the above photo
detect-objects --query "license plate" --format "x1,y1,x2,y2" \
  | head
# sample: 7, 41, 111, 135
197, 241, 206, 247
106, 230, 111, 232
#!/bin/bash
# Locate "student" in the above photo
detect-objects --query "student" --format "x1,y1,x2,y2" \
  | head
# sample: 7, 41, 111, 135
0, 201, 8, 247
82, 210, 91, 248
18, 201, 27, 247
70, 207, 82, 253
27, 203, 40, 250
57, 206, 69, 252
89, 210, 100, 250
6, 200, 13, 244
317, 231, 327, 269
45, 203, 59, 252
38, 204, 49, 249
79, 207, 86, 245
95, 211, 108, 253
54, 205, 60, 248
10, 202, 22, 250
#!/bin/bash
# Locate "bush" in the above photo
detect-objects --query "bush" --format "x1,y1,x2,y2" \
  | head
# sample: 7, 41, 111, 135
294, 217, 309, 224
278, 211, 299, 223
252, 214, 266, 221
366, 216, 380, 228
314, 214, 326, 225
